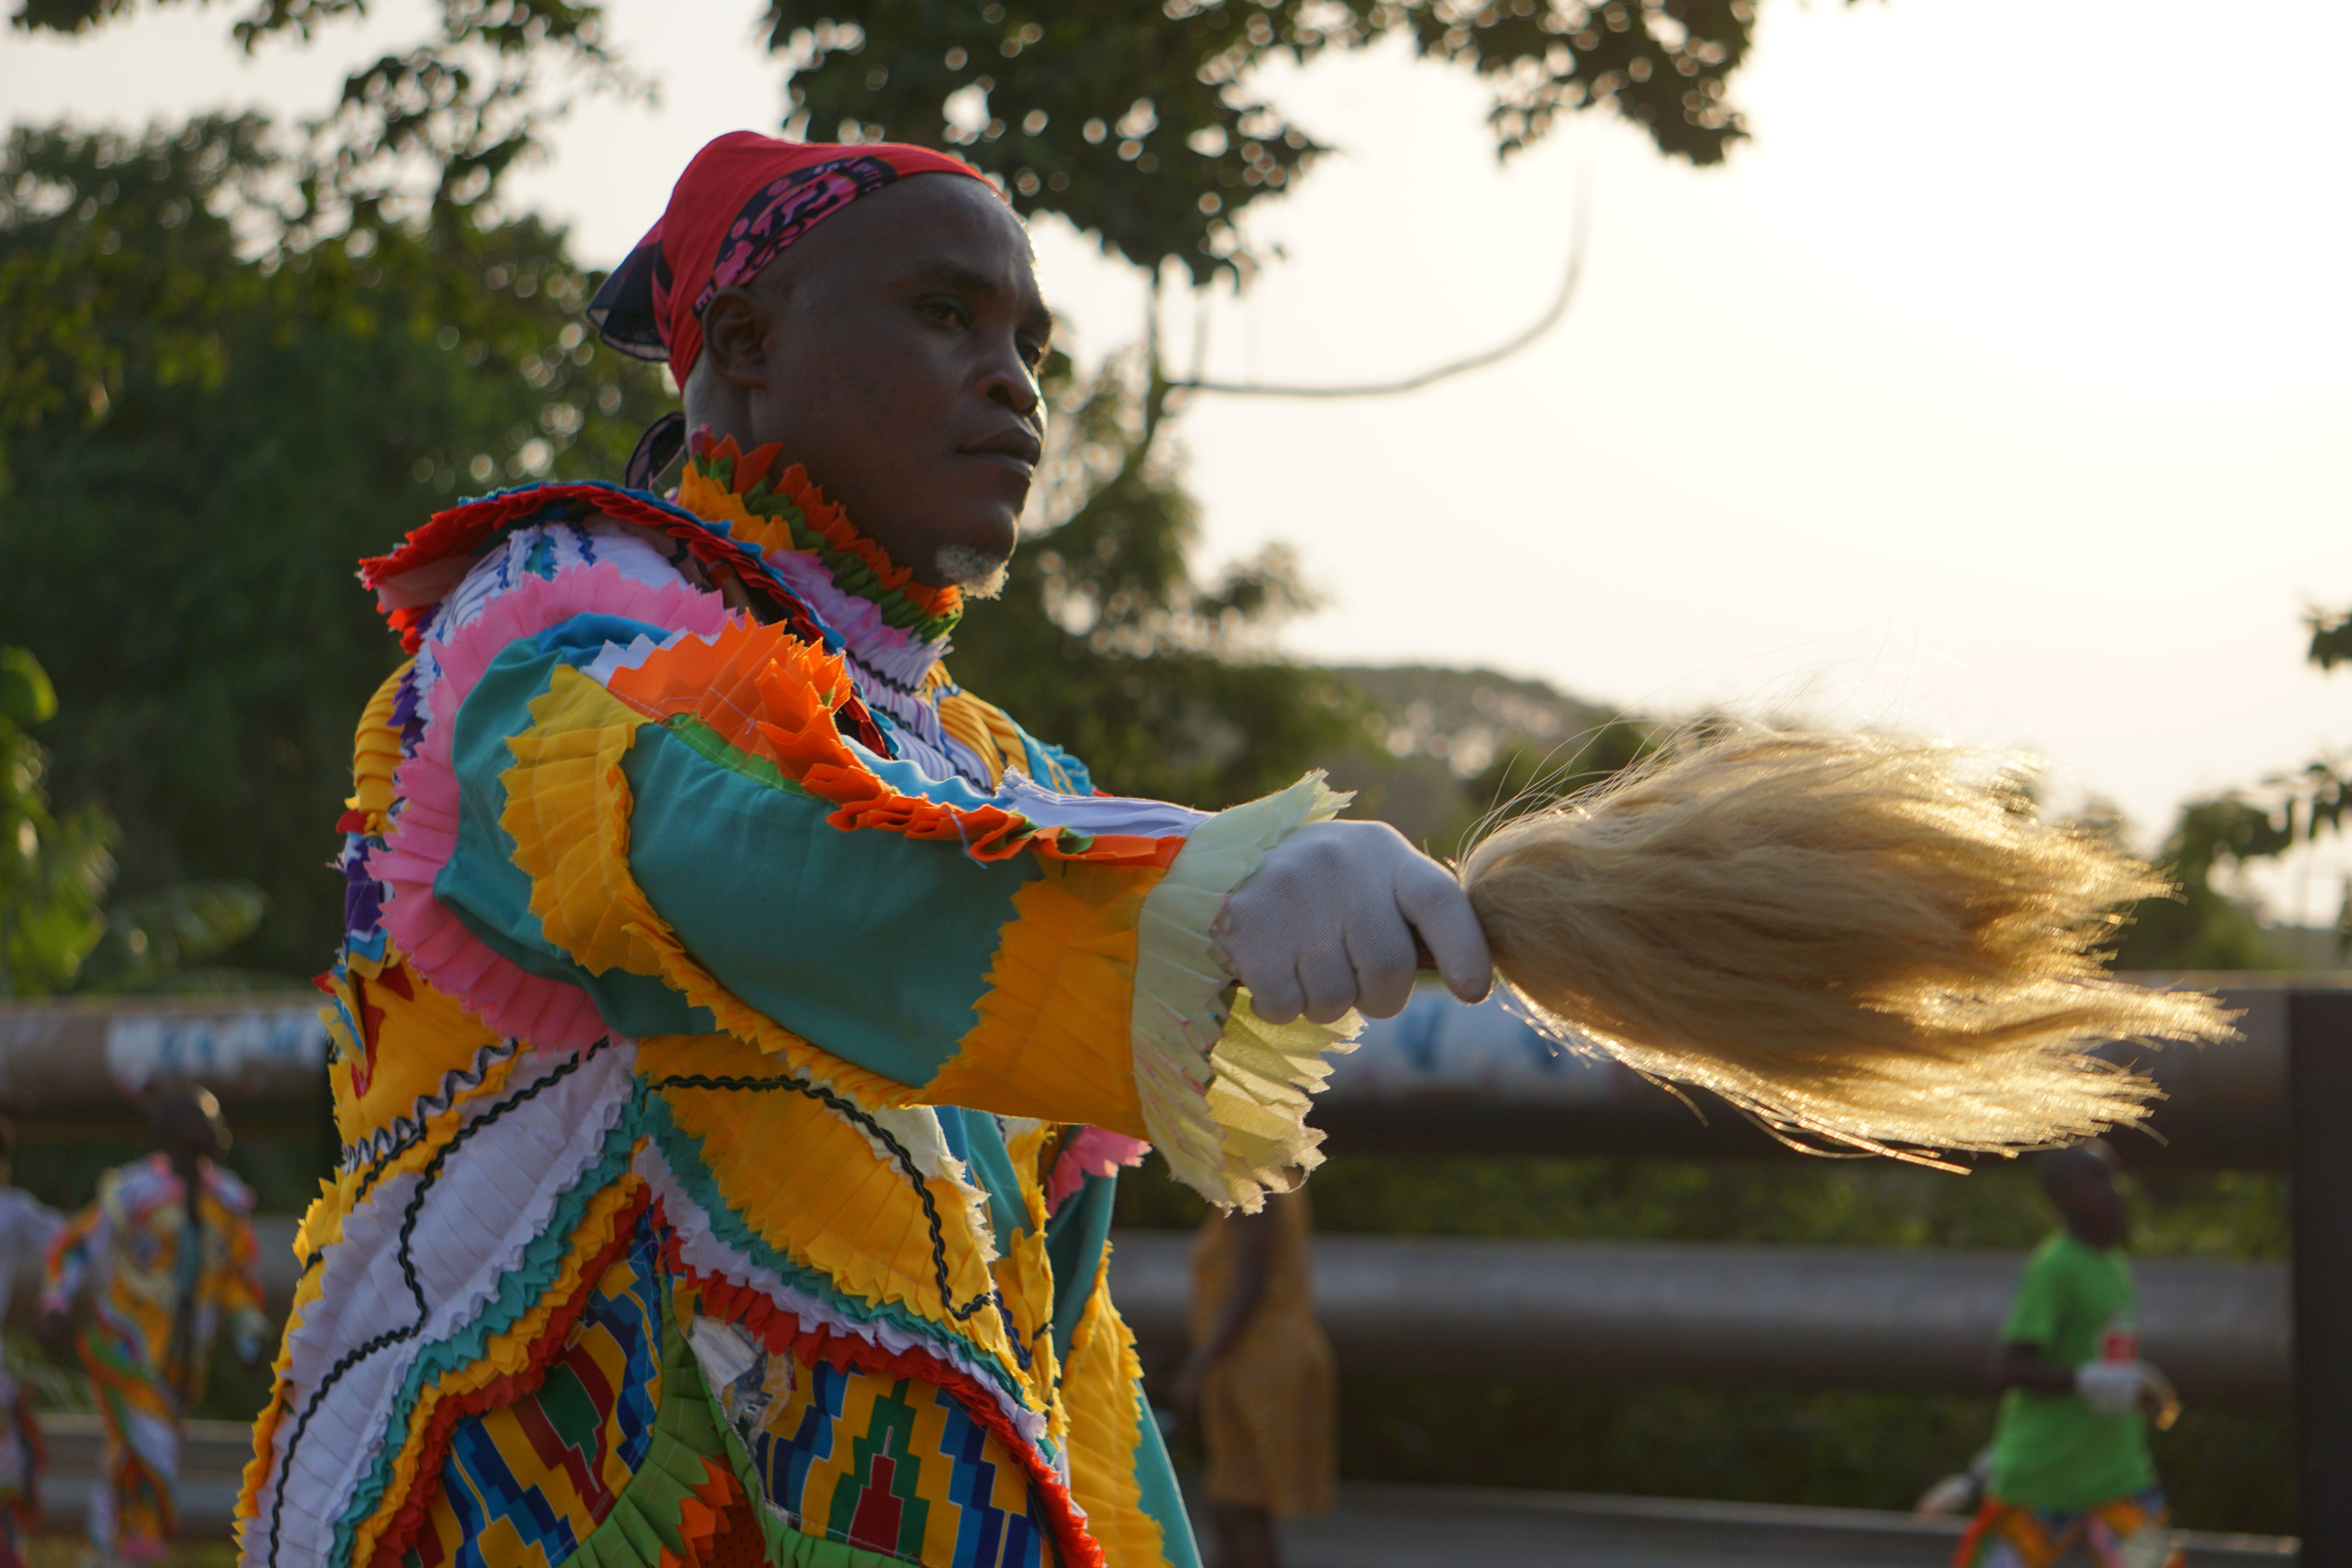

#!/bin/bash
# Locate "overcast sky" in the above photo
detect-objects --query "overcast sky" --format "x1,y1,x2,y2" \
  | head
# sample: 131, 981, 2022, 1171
6, 0, 2348, 918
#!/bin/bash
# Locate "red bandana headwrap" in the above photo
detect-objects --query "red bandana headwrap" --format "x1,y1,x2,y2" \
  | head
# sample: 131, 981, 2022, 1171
586, 131, 991, 383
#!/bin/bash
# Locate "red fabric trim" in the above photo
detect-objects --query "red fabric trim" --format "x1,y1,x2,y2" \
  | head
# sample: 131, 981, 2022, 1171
670, 1253, 1107, 1568
365, 1184, 656, 1568
645, 135, 986, 381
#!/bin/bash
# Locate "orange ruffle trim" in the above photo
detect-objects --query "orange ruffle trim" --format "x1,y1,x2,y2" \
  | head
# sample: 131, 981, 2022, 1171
606, 619, 1178, 870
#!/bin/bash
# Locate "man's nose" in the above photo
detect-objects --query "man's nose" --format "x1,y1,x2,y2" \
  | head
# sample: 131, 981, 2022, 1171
980, 350, 1042, 418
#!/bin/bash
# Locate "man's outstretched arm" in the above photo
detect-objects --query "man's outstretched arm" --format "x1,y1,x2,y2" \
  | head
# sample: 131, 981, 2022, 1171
384, 544, 1486, 1205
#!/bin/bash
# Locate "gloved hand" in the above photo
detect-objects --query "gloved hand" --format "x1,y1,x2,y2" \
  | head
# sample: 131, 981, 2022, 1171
1215, 819, 1494, 1025
2075, 1359, 2180, 1426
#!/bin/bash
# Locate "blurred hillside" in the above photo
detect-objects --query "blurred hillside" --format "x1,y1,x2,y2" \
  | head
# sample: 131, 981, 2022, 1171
1319, 664, 1625, 855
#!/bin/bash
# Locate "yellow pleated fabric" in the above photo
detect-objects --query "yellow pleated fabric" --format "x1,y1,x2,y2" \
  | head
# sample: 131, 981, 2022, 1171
932, 683, 1018, 788
986, 1123, 1064, 1451
1058, 1256, 1167, 1568
328, 951, 512, 1167
923, 860, 1158, 1137
347, 661, 412, 824
502, 665, 669, 977
637, 1034, 1015, 1369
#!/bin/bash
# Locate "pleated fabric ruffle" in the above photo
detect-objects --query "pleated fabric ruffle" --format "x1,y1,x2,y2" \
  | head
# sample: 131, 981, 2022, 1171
1058, 1259, 1171, 1568
239, 1039, 640, 1567
374, 561, 727, 1048
501, 665, 919, 1110
1130, 774, 1362, 1209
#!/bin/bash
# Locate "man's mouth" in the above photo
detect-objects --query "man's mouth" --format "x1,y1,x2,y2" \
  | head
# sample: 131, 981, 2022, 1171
961, 428, 1043, 475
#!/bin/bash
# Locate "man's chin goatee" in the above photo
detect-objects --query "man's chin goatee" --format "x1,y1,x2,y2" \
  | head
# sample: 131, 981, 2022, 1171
934, 542, 1011, 600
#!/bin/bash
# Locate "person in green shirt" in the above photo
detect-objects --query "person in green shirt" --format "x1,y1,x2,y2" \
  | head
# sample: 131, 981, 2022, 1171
1954, 1142, 2183, 1568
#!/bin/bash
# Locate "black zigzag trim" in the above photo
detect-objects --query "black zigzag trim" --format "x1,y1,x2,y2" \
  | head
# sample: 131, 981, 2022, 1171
645, 1072, 1022, 1364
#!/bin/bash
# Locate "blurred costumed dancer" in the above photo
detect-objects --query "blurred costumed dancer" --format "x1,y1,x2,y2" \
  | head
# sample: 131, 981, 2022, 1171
238, 131, 1492, 1568
0, 1117, 63, 1568
43, 1089, 268, 1563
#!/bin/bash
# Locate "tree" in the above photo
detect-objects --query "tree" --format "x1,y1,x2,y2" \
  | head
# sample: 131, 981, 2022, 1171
0, 119, 674, 977
0, 646, 268, 995
770, 0, 1758, 280
2099, 606, 2352, 967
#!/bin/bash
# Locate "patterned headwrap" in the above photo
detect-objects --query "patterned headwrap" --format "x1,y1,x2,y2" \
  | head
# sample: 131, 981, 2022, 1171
586, 130, 990, 384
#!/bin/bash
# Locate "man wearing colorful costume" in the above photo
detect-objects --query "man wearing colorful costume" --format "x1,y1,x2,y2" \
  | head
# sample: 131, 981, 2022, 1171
0, 1118, 63, 1568
46, 1089, 269, 1563
239, 132, 1492, 1568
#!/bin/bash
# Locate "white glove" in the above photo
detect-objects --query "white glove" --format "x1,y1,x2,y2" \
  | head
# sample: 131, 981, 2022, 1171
1215, 819, 1494, 1025
2075, 1359, 2176, 1421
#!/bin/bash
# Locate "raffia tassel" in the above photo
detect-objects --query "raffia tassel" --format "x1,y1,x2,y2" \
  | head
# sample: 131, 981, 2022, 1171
1456, 727, 2239, 1166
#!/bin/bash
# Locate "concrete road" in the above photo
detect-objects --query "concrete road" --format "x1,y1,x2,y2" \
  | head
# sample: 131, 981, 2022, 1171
1245, 1484, 2296, 1568
28, 1415, 2297, 1565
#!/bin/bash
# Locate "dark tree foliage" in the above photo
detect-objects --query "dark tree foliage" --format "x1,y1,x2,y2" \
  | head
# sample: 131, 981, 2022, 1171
771, 0, 1758, 278
2099, 602, 2352, 968
10, 0, 630, 244
0, 120, 673, 976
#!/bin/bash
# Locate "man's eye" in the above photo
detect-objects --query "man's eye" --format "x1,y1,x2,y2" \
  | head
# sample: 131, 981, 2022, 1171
920, 299, 969, 328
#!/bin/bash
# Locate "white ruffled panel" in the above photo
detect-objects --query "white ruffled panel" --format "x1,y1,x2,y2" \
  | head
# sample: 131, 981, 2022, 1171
410, 521, 698, 718
997, 771, 1210, 840
1130, 774, 1362, 1210
632, 1140, 1053, 1457
762, 542, 956, 692
241, 1038, 639, 1568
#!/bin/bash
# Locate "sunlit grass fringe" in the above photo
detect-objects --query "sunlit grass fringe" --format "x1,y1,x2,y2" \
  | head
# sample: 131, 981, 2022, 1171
1456, 727, 2238, 1168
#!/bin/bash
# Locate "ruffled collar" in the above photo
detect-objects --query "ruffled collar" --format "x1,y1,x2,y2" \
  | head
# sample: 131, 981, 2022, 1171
673, 428, 961, 692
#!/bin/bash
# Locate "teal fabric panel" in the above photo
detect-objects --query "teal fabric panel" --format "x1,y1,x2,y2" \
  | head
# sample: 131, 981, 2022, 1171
937, 1108, 1030, 1243
1020, 731, 1094, 796
1044, 1173, 1117, 1363
621, 721, 1031, 1091
533, 612, 668, 663
1131, 1381, 1203, 1568
437, 637, 711, 1039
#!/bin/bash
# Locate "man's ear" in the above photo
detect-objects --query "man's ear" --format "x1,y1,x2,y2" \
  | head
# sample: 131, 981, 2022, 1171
701, 286, 770, 388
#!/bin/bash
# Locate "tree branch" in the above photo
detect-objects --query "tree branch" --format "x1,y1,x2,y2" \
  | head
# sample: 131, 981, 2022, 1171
1166, 168, 1592, 401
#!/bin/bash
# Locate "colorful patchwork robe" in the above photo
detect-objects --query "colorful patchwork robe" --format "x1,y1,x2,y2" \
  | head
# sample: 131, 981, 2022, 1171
48, 1155, 267, 1560
236, 433, 1358, 1568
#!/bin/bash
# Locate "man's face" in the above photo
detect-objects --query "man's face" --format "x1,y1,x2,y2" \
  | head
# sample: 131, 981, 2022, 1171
698, 174, 1051, 588
2053, 1161, 2129, 1250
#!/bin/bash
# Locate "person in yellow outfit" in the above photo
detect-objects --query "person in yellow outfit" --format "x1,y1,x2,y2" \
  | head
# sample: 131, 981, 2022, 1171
42, 1088, 268, 1564
1174, 1190, 1336, 1568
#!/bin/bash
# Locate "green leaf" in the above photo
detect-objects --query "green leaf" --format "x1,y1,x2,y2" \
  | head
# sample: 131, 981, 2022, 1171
0, 647, 56, 726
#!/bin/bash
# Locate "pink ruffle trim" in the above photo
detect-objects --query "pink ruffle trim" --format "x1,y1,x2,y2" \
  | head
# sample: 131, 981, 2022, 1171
1046, 1126, 1152, 1216
373, 560, 731, 1047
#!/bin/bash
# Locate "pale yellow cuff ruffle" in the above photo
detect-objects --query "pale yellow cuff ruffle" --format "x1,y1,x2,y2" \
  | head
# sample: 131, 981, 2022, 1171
1130, 773, 1359, 1210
